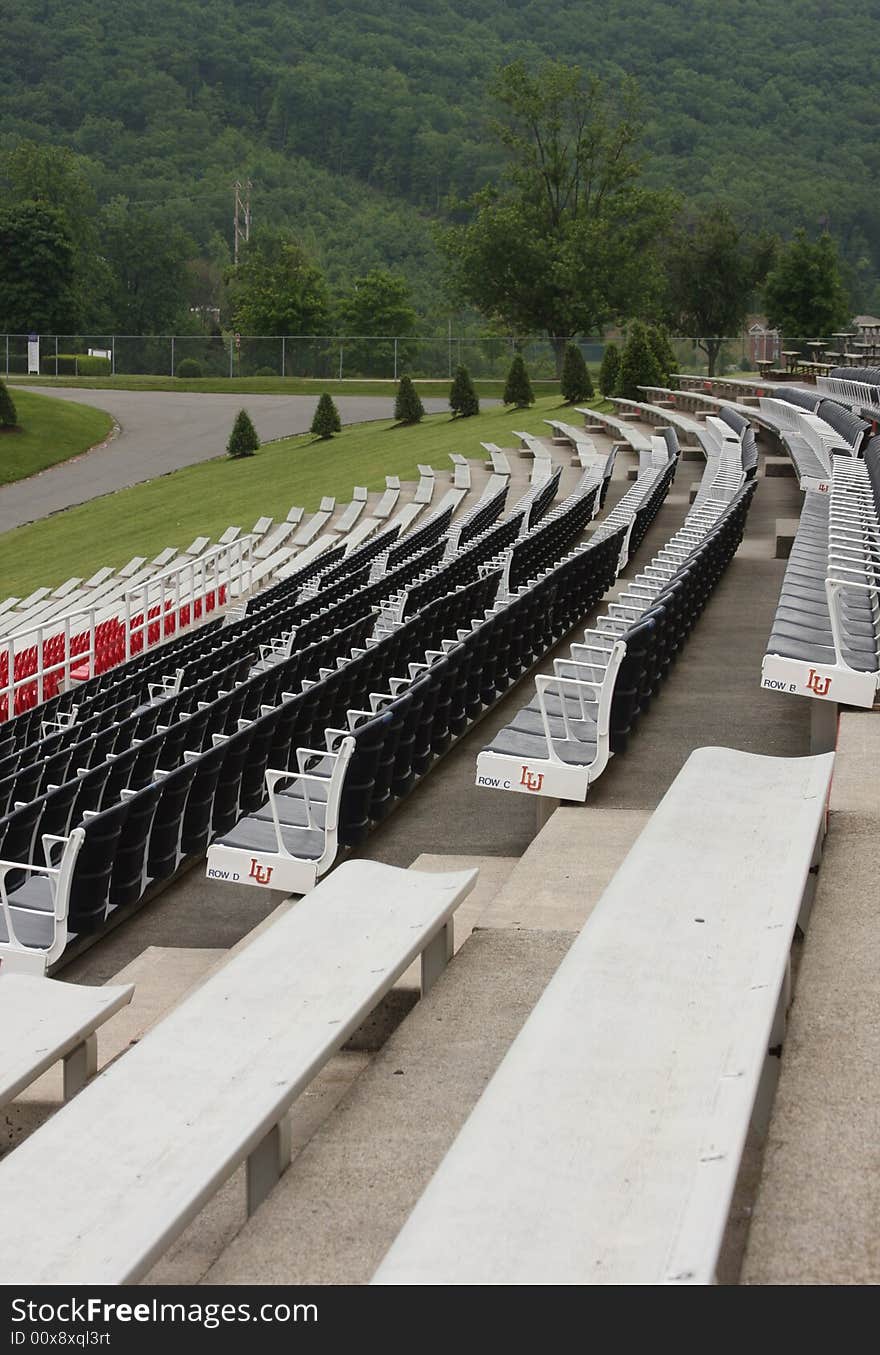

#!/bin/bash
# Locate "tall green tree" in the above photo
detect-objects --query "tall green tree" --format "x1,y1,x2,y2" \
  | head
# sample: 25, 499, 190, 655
336, 268, 417, 374
0, 201, 78, 333
763, 229, 850, 338
93, 200, 195, 333
0, 141, 103, 325
665, 206, 775, 376
441, 60, 676, 371
337, 268, 416, 335
229, 231, 331, 336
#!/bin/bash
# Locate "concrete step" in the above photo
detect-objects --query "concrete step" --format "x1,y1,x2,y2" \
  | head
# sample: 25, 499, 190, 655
478, 805, 650, 933
198, 926, 573, 1286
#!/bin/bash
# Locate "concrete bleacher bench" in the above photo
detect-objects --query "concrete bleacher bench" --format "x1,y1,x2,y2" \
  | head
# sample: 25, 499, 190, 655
374, 476, 401, 520
253, 506, 305, 560
0, 861, 476, 1284
388, 501, 425, 534
449, 455, 471, 490
0, 973, 133, 1108
334, 487, 369, 534
542, 419, 599, 467
479, 443, 511, 478
292, 498, 336, 548
414, 466, 435, 505
575, 405, 653, 454
511, 430, 554, 486
373, 746, 834, 1286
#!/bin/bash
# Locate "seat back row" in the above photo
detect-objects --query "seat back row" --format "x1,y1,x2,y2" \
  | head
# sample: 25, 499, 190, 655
477, 482, 756, 802
761, 437, 880, 710
208, 525, 627, 895
0, 613, 377, 971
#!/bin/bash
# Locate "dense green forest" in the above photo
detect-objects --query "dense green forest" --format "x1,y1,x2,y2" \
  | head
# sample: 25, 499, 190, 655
1, 0, 878, 328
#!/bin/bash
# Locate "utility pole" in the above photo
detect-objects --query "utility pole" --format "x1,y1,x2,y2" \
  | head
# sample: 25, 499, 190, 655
233, 179, 252, 265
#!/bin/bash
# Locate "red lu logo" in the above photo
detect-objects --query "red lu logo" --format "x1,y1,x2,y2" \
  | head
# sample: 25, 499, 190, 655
249, 858, 274, 885
519, 765, 545, 793
806, 669, 832, 697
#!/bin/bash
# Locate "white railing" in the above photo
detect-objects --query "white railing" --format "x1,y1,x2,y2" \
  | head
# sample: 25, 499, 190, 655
759, 398, 855, 470
0, 538, 253, 722
825, 459, 880, 674
817, 375, 880, 417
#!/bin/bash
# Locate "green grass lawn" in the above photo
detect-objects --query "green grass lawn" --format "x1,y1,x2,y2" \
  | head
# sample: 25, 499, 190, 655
0, 390, 114, 486
0, 395, 599, 598
11, 374, 582, 400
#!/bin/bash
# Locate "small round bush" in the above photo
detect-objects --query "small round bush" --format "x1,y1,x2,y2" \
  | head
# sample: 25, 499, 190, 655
176, 358, 203, 379
254, 366, 277, 377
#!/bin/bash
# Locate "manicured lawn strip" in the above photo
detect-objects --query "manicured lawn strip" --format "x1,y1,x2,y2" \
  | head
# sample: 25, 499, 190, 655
0, 396, 599, 598
0, 391, 113, 486
11, 375, 578, 400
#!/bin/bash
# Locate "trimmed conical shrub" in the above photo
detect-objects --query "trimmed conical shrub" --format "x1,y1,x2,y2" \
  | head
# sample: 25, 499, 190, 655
311, 392, 342, 439
227, 408, 259, 458
599, 343, 620, 397
503, 352, 534, 408
646, 325, 678, 387
617, 322, 664, 400
394, 374, 425, 424
449, 364, 479, 418
560, 344, 594, 403
0, 379, 18, 428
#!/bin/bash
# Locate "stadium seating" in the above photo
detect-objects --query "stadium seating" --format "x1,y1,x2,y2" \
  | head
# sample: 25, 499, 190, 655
476, 426, 754, 802
762, 436, 880, 712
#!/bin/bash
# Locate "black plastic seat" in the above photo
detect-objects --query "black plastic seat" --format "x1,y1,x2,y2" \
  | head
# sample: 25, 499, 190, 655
147, 761, 199, 882
10, 797, 132, 936
179, 742, 229, 858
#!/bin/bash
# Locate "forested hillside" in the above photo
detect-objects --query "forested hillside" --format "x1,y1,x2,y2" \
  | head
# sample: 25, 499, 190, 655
2, 0, 878, 323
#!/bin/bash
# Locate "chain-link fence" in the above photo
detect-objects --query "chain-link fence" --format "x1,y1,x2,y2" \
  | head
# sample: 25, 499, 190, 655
0, 331, 854, 381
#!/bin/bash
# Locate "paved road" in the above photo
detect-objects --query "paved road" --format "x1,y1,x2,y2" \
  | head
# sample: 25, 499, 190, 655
0, 387, 452, 533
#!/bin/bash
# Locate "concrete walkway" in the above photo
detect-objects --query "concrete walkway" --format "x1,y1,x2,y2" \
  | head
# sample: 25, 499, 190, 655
743, 709, 880, 1285
0, 387, 451, 533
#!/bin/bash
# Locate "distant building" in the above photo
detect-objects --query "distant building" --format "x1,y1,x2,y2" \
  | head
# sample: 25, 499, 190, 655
747, 319, 780, 366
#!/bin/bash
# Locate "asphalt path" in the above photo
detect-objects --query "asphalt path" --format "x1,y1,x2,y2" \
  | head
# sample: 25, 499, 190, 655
0, 387, 453, 533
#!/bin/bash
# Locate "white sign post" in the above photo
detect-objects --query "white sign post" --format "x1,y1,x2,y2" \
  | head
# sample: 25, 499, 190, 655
27, 334, 40, 375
